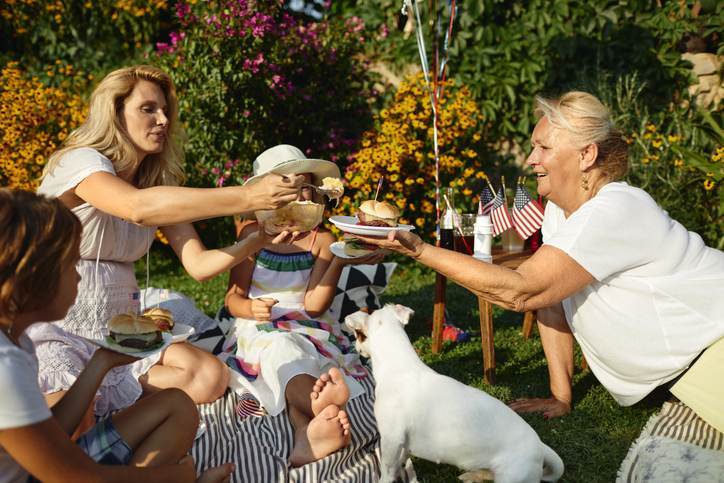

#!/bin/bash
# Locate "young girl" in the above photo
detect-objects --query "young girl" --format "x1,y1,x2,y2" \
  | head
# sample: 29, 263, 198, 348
221, 145, 385, 466
0, 189, 233, 483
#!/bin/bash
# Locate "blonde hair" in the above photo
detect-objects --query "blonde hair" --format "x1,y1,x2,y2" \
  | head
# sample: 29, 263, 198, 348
44, 65, 185, 188
535, 91, 629, 181
0, 189, 82, 321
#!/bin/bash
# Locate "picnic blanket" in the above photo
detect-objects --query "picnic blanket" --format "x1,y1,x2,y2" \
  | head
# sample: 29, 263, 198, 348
617, 401, 724, 483
191, 373, 417, 482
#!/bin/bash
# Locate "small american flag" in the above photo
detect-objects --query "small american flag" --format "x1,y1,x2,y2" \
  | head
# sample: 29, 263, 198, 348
236, 392, 265, 419
478, 184, 495, 215
491, 186, 513, 236
512, 182, 544, 240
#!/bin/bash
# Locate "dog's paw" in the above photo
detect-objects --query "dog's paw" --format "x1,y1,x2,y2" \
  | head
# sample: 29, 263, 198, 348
458, 469, 494, 483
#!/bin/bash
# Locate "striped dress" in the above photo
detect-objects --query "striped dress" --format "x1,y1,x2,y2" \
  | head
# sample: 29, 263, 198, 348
218, 245, 367, 417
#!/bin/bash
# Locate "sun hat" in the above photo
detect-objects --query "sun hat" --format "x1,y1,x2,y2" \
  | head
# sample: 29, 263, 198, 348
244, 144, 341, 186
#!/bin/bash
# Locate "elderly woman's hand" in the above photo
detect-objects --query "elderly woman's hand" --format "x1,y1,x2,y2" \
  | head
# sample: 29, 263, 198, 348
337, 250, 387, 266
355, 230, 426, 258
246, 173, 304, 210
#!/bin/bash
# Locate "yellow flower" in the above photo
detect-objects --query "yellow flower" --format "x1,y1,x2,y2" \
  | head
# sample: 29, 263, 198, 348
703, 179, 715, 191
674, 159, 684, 167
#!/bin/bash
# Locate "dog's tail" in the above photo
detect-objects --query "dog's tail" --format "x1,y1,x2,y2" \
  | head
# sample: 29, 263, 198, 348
540, 443, 564, 482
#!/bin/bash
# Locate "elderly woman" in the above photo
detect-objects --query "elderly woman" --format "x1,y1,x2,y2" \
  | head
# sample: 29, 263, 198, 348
358, 91, 724, 432
28, 65, 304, 423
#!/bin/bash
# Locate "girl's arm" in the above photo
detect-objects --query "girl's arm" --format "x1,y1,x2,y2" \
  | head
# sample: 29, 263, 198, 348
74, 171, 303, 226
50, 349, 137, 437
303, 232, 385, 318
162, 222, 271, 282
225, 223, 263, 319
0, 419, 196, 482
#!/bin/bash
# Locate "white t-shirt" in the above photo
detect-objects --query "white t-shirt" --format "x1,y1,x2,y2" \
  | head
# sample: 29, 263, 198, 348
0, 331, 53, 483
542, 182, 724, 406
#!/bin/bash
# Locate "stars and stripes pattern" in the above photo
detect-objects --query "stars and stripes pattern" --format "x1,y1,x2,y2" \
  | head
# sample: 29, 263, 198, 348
235, 392, 265, 419
512, 182, 544, 240
478, 184, 495, 215
491, 186, 513, 236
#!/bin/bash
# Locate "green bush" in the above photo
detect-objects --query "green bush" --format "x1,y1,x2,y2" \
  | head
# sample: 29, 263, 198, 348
333, 1, 722, 147
0, 0, 171, 87
155, 0, 377, 191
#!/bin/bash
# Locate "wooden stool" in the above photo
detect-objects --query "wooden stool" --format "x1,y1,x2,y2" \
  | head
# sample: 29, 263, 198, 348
431, 249, 534, 384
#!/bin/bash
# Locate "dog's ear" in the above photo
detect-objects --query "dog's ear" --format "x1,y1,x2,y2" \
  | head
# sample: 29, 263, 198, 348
344, 310, 369, 330
392, 304, 415, 325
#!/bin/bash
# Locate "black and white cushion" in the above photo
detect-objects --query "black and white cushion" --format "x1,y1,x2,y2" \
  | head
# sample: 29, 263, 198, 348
326, 262, 397, 324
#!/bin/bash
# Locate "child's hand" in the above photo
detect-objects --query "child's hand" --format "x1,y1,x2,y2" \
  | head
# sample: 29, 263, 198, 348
252, 222, 298, 246
251, 297, 278, 322
91, 347, 140, 369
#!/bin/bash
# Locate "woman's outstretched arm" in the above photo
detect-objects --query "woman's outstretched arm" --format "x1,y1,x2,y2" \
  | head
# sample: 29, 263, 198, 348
74, 171, 303, 225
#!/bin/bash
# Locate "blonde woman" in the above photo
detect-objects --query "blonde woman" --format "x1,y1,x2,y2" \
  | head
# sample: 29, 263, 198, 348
358, 92, 724, 432
28, 65, 304, 426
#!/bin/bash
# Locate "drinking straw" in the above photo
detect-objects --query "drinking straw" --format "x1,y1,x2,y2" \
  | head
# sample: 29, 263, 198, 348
442, 193, 473, 255
374, 177, 384, 202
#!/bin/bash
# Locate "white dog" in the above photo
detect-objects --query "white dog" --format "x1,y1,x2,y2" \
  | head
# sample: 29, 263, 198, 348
345, 304, 564, 483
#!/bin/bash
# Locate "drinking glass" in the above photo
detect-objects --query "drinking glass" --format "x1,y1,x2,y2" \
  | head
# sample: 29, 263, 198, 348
454, 214, 476, 254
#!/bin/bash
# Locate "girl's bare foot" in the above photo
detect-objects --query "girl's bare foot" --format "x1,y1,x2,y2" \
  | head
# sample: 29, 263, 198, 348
197, 462, 235, 483
310, 367, 350, 416
289, 404, 351, 467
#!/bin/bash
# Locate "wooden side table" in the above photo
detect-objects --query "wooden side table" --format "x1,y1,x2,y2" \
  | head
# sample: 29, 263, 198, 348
431, 248, 534, 385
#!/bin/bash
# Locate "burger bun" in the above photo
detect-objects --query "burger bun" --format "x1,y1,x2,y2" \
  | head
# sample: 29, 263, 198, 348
357, 200, 400, 227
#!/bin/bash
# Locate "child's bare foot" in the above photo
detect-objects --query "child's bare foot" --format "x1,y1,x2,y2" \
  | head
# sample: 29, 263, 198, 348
289, 404, 351, 467
197, 463, 235, 483
310, 367, 350, 416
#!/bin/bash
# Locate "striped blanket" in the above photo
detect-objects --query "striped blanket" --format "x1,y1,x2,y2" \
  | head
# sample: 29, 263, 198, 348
617, 402, 724, 482
191, 372, 417, 482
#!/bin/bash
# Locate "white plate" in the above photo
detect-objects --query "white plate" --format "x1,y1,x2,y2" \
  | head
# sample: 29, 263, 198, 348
171, 322, 195, 343
328, 216, 415, 236
329, 241, 383, 259
86, 331, 174, 359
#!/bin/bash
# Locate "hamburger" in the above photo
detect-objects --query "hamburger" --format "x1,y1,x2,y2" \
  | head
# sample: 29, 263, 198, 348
255, 200, 324, 235
107, 313, 163, 352
143, 307, 175, 332
343, 234, 379, 257
357, 200, 400, 227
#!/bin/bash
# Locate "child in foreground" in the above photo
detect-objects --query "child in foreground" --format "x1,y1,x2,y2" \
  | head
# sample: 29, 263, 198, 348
0, 189, 232, 483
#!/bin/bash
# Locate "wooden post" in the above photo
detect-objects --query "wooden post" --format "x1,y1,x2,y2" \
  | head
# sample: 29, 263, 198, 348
431, 272, 446, 353
478, 296, 495, 384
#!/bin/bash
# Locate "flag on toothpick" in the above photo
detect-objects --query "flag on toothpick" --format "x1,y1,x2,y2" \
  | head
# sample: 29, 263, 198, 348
478, 183, 495, 215
491, 185, 513, 236
512, 179, 545, 240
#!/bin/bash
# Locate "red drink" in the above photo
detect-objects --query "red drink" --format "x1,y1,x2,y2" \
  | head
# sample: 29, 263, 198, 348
454, 234, 474, 254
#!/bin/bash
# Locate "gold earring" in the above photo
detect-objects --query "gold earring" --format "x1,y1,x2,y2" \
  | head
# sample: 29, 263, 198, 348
581, 174, 590, 191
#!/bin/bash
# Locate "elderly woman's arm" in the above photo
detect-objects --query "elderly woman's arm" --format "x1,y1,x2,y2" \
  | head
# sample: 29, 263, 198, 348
357, 231, 595, 312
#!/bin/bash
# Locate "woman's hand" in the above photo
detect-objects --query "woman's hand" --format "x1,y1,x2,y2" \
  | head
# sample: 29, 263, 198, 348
508, 396, 571, 419
337, 250, 387, 266
244, 173, 303, 210
250, 298, 278, 322
355, 230, 426, 258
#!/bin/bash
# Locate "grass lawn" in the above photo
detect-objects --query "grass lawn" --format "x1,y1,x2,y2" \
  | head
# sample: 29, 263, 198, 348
137, 247, 663, 483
